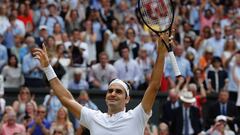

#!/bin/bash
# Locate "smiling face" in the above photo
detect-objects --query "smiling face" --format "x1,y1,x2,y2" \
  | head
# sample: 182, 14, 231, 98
105, 83, 130, 114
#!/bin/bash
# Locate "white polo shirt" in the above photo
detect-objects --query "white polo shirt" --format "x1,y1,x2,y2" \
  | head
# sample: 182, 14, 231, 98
80, 103, 151, 135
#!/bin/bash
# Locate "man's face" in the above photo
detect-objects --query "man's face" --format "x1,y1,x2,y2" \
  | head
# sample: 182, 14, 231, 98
99, 54, 108, 66
105, 83, 129, 110
37, 107, 46, 119
219, 91, 229, 103
121, 48, 129, 59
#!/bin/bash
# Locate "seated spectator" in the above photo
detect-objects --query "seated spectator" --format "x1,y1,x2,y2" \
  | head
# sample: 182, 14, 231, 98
76, 90, 98, 135
158, 122, 169, 135
68, 68, 89, 91
206, 115, 235, 135
170, 91, 202, 135
198, 46, 214, 71
188, 83, 207, 117
0, 94, 6, 119
39, 3, 65, 36
19, 102, 37, 126
89, 52, 117, 90
0, 34, 8, 72
35, 25, 48, 47
114, 45, 141, 89
144, 123, 158, 135
207, 56, 228, 93
53, 23, 64, 45
208, 90, 239, 133
27, 105, 51, 135
12, 86, 37, 121
52, 126, 66, 135
1, 55, 24, 88
160, 89, 180, 126
22, 44, 45, 87
119, 27, 140, 59
0, 111, 26, 135
50, 107, 74, 135
136, 47, 154, 90
81, 20, 97, 65
165, 45, 193, 88
43, 89, 62, 123
10, 35, 26, 63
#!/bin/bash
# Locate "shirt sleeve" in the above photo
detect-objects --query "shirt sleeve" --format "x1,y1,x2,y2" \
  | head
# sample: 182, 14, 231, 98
132, 103, 152, 129
79, 106, 97, 129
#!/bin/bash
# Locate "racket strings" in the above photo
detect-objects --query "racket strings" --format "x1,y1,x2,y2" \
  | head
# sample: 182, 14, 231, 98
140, 0, 173, 32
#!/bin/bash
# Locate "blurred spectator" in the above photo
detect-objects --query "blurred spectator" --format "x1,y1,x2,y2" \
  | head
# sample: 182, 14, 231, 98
43, 89, 62, 123
53, 23, 64, 45
144, 123, 158, 135
27, 105, 51, 135
231, 52, 240, 110
195, 26, 212, 59
8, 14, 26, 37
198, 46, 214, 71
160, 89, 180, 126
50, 107, 74, 135
22, 43, 45, 87
1, 54, 24, 88
206, 27, 226, 57
136, 47, 154, 90
207, 56, 228, 93
39, 3, 65, 35
33, 0, 49, 27
0, 4, 10, 35
75, 90, 98, 135
52, 126, 66, 135
0, 111, 26, 135
10, 35, 26, 63
35, 25, 48, 46
170, 91, 202, 135
165, 45, 193, 88
221, 39, 237, 66
188, 83, 207, 117
119, 27, 140, 59
225, 51, 240, 102
103, 18, 119, 62
182, 35, 198, 67
20, 102, 37, 127
65, 9, 82, 35
68, 68, 89, 91
0, 94, 6, 119
0, 34, 8, 72
208, 90, 239, 133
71, 29, 88, 64
12, 86, 37, 121
158, 122, 169, 135
199, 0, 218, 32
99, 0, 114, 28
189, 0, 200, 34
45, 36, 57, 59
223, 25, 234, 40
81, 20, 97, 64
114, 45, 141, 89
17, 3, 34, 34
206, 115, 235, 135
89, 52, 117, 90
234, 27, 240, 49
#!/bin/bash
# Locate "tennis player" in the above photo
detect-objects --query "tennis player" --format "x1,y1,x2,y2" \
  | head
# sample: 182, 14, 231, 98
33, 34, 168, 135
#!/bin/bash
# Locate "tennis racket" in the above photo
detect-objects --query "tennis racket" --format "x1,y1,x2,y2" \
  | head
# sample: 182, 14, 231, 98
136, 0, 181, 77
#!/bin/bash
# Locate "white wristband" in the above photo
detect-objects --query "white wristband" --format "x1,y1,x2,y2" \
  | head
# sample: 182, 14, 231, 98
43, 65, 57, 81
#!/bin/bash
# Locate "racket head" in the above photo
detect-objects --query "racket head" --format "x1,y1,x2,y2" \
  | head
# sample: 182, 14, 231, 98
137, 0, 175, 34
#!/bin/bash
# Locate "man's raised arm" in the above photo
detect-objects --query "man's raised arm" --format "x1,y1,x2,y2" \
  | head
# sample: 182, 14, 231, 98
141, 34, 167, 114
33, 44, 82, 119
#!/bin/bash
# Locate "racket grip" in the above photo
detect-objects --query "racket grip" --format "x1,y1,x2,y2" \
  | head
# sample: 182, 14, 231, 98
168, 51, 181, 77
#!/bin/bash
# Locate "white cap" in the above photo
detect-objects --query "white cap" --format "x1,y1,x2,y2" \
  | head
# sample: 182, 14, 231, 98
215, 115, 227, 122
39, 25, 48, 30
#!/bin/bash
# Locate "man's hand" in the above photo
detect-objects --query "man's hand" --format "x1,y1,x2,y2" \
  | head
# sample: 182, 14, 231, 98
33, 43, 50, 68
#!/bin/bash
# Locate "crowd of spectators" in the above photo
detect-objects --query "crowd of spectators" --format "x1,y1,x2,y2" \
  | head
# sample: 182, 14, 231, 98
0, 0, 240, 134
